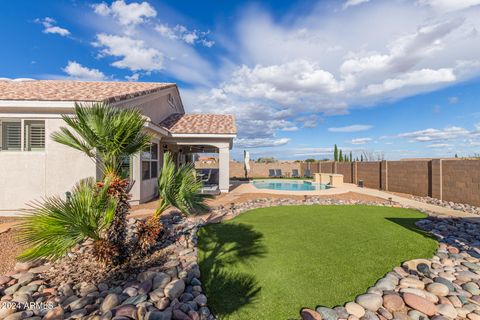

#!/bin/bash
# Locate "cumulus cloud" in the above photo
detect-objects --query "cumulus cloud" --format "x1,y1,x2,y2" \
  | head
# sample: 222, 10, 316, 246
363, 68, 456, 96
328, 125, 372, 133
92, 0, 156, 26
62, 61, 107, 81
37, 17, 70, 36
155, 24, 214, 47
93, 34, 163, 71
349, 137, 372, 145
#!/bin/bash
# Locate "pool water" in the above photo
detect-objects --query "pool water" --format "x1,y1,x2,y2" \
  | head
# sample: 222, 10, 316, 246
252, 180, 330, 191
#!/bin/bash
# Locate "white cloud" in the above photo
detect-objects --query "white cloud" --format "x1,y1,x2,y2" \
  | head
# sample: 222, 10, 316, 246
427, 143, 452, 148
417, 0, 480, 12
155, 24, 214, 47
363, 68, 456, 96
328, 125, 373, 133
296, 114, 320, 128
235, 137, 290, 148
125, 73, 140, 81
397, 126, 472, 142
93, 34, 163, 71
350, 137, 372, 145
37, 17, 70, 36
92, 0, 156, 26
343, 0, 370, 10
62, 61, 107, 81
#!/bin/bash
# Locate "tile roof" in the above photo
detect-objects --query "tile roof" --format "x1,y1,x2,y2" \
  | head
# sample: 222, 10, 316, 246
0, 80, 176, 102
160, 113, 237, 135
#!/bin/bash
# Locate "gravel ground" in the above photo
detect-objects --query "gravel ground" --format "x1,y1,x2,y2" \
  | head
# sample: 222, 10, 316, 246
0, 225, 25, 275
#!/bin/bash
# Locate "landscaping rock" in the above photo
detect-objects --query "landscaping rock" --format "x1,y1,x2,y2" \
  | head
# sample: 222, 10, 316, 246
403, 293, 437, 316
301, 308, 322, 320
356, 294, 383, 312
164, 279, 185, 300
315, 307, 338, 320
345, 302, 366, 318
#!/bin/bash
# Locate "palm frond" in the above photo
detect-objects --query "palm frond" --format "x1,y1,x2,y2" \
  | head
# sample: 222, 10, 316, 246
155, 152, 211, 218
51, 102, 152, 178
16, 178, 118, 261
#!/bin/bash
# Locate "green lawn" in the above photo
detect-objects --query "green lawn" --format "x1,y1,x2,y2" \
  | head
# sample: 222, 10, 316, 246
198, 205, 437, 320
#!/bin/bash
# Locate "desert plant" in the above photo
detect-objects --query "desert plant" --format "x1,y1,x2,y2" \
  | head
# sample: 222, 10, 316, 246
51, 102, 152, 178
51, 102, 152, 264
156, 152, 211, 217
17, 178, 117, 262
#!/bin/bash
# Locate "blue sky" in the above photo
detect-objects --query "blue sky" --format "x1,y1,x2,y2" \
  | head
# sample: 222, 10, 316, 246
1, 0, 480, 160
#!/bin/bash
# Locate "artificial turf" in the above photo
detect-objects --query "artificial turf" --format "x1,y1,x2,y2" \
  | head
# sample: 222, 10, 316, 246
197, 205, 437, 320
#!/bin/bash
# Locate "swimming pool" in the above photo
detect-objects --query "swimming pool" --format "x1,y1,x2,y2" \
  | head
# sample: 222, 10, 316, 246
251, 180, 330, 191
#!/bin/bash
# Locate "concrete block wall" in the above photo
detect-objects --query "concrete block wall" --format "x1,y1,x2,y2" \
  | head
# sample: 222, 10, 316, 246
387, 160, 431, 197
442, 160, 480, 206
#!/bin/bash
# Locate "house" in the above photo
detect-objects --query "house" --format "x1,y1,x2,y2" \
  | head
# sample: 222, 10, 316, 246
0, 80, 236, 214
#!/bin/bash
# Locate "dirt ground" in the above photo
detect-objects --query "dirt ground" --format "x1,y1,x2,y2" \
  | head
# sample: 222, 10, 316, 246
0, 217, 24, 275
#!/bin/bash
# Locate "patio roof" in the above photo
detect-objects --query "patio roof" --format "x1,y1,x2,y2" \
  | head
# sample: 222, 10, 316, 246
0, 80, 176, 103
159, 113, 237, 135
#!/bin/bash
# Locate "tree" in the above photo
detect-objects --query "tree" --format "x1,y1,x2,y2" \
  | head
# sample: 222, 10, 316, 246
455, 154, 458, 158
256, 157, 276, 163
361, 154, 364, 162
349, 151, 353, 162
334, 144, 338, 161
51, 102, 151, 264
339, 150, 343, 162
305, 158, 316, 163
17, 178, 117, 262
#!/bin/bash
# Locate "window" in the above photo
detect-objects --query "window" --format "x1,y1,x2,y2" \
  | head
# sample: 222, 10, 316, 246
141, 143, 159, 180
0, 119, 45, 152
24, 120, 45, 151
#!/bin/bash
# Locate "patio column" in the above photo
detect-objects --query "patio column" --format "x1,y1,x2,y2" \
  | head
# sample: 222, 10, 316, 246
218, 146, 230, 192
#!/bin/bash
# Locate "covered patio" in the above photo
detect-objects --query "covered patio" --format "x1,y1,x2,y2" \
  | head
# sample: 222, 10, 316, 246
130, 113, 236, 204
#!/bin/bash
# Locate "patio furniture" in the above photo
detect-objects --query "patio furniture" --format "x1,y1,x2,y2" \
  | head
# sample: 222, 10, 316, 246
275, 169, 283, 177
269, 169, 276, 177
292, 169, 299, 177
201, 169, 212, 183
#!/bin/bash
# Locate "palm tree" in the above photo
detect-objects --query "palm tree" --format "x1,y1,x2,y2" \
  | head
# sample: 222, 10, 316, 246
51, 102, 152, 264
17, 178, 117, 262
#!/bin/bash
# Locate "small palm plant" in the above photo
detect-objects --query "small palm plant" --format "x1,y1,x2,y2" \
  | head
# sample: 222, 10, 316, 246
138, 152, 211, 251
156, 152, 211, 217
17, 178, 117, 262
51, 102, 152, 264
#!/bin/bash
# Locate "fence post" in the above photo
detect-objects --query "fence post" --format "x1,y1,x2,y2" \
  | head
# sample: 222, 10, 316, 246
352, 162, 357, 184
380, 160, 388, 190
431, 159, 443, 200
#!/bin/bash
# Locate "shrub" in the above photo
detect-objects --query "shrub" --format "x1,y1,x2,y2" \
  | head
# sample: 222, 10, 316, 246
17, 178, 117, 261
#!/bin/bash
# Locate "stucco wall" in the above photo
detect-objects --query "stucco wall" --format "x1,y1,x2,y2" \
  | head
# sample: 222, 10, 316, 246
0, 117, 96, 212
115, 87, 183, 123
